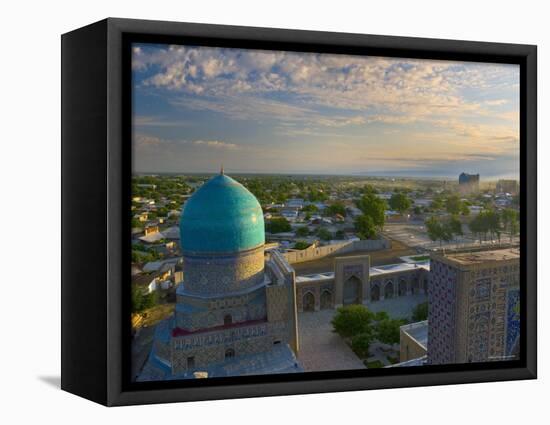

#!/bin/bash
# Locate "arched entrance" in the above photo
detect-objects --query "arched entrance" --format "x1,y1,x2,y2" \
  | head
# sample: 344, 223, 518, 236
412, 276, 420, 294
224, 314, 233, 326
398, 278, 407, 296
370, 283, 380, 301
320, 290, 333, 309
225, 348, 235, 359
384, 281, 394, 299
343, 276, 361, 305
303, 292, 315, 312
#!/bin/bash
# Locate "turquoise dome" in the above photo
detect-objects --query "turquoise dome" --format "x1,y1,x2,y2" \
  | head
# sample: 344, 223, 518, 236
180, 173, 265, 253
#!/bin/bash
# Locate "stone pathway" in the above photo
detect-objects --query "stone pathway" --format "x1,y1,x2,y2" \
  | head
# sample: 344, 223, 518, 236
297, 309, 365, 372
367, 342, 400, 367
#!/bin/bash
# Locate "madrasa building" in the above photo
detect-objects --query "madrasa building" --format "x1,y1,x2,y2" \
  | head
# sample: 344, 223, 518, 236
138, 171, 301, 381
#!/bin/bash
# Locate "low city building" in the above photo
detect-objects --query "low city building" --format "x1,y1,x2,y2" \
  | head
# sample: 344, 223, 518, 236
295, 257, 430, 312
400, 321, 428, 362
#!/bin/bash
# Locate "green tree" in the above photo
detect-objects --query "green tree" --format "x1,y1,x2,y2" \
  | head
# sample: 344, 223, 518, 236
445, 195, 463, 215
373, 311, 389, 321
426, 216, 454, 247
295, 226, 310, 237
317, 227, 333, 241
412, 302, 429, 322
426, 216, 443, 245
375, 318, 406, 345
485, 209, 502, 242
326, 202, 347, 217
302, 204, 318, 213
430, 195, 445, 211
335, 230, 346, 240
355, 214, 377, 239
307, 190, 328, 202
469, 212, 487, 244
351, 332, 374, 357
447, 215, 463, 241
266, 217, 292, 233
362, 184, 378, 195
293, 241, 311, 250
131, 288, 158, 314
389, 192, 412, 214
509, 216, 520, 242
501, 208, 519, 242
331, 305, 374, 338
356, 193, 386, 230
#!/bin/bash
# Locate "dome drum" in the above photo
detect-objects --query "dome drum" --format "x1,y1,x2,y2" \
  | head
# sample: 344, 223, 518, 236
182, 245, 265, 296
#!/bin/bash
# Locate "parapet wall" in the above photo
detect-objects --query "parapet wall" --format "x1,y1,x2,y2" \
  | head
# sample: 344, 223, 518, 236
282, 238, 390, 265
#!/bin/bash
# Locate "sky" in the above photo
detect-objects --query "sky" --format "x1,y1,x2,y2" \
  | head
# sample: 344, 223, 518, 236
132, 43, 520, 179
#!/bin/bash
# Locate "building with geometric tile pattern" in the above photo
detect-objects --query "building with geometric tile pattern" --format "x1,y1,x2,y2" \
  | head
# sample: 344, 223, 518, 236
137, 171, 301, 381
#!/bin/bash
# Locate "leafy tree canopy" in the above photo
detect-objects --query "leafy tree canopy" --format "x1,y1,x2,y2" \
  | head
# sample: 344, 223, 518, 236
356, 193, 386, 230
389, 192, 412, 214
266, 217, 292, 233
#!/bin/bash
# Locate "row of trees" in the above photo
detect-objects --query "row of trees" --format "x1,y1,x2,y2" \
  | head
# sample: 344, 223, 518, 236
426, 207, 519, 247
425, 215, 463, 247
469, 208, 519, 244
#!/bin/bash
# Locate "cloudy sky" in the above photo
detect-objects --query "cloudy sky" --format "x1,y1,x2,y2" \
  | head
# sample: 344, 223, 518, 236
132, 43, 520, 179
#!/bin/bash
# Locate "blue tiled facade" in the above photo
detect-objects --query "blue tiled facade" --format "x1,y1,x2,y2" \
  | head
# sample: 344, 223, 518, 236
137, 173, 300, 381
505, 288, 520, 356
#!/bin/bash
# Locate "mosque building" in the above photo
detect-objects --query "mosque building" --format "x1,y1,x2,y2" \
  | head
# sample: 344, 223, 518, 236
138, 170, 302, 380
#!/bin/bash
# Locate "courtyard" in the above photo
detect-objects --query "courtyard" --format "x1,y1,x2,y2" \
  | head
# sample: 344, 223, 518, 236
297, 294, 427, 371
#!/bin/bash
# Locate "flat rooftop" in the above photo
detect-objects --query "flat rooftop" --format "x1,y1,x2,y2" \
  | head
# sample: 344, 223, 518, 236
442, 248, 520, 266
295, 261, 429, 283
370, 261, 429, 276
401, 321, 428, 349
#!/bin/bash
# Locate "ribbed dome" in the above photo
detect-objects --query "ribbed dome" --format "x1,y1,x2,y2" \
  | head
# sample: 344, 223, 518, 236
180, 173, 265, 253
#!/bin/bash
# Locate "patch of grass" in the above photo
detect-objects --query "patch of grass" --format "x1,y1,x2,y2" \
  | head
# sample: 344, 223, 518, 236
365, 360, 384, 369
410, 255, 430, 261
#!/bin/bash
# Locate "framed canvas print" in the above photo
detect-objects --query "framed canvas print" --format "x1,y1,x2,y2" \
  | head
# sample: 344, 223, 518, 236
61, 18, 537, 406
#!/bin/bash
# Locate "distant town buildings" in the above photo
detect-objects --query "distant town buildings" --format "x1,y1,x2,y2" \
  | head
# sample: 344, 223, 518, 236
427, 248, 520, 364
458, 172, 480, 194
496, 179, 519, 195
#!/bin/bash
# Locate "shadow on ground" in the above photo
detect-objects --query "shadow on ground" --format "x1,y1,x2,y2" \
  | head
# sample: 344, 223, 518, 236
38, 376, 61, 389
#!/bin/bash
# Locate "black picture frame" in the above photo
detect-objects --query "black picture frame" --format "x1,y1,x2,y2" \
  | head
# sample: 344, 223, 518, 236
61, 17, 537, 406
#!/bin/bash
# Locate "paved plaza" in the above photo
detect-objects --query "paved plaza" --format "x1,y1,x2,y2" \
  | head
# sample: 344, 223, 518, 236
297, 294, 427, 372
297, 309, 365, 372
365, 293, 427, 319
383, 222, 519, 251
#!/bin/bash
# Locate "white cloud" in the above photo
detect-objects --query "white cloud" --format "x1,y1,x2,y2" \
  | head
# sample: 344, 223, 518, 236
132, 44, 520, 175
193, 140, 239, 149
134, 134, 240, 152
